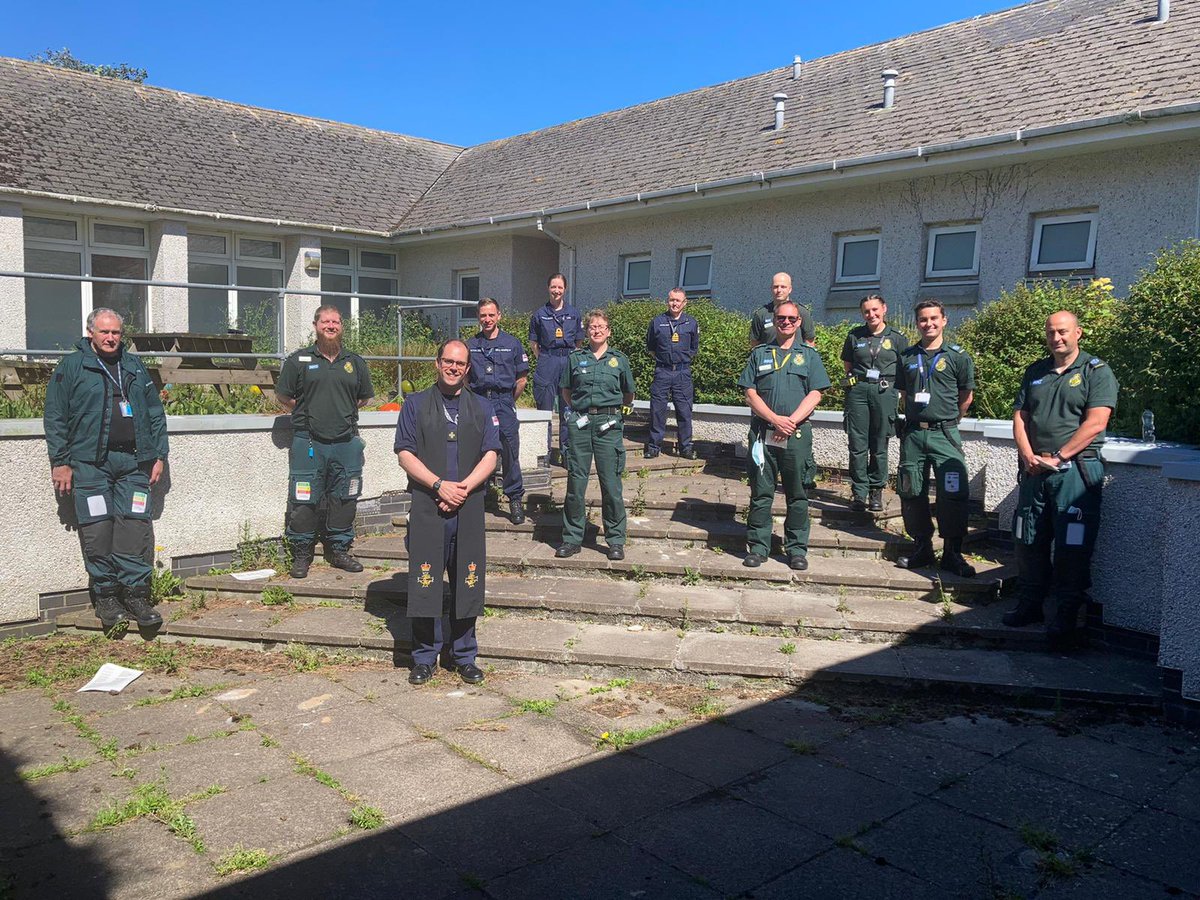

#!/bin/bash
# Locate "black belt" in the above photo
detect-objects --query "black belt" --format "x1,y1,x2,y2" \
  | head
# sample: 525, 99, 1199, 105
107, 441, 137, 453
585, 406, 621, 415
1036, 449, 1101, 460
297, 432, 354, 444
655, 363, 690, 372
474, 388, 514, 400
541, 348, 572, 357
908, 420, 957, 431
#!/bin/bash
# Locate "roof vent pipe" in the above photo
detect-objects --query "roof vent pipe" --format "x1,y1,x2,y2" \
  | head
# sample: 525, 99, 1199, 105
881, 69, 899, 109
792, 55, 802, 79
1157, 0, 1169, 21
772, 92, 788, 130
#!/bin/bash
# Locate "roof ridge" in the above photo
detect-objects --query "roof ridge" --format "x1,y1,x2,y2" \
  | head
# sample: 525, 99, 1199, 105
0, 56, 465, 152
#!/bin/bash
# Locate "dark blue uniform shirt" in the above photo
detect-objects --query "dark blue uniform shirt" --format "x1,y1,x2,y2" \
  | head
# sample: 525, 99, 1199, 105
645, 312, 699, 366
466, 331, 529, 393
527, 302, 582, 351
393, 391, 502, 483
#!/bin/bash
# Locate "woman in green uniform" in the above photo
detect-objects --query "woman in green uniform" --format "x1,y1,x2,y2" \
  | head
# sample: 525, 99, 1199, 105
841, 294, 908, 512
556, 309, 636, 561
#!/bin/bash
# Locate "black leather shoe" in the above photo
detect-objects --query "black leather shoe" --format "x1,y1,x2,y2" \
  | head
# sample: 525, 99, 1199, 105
556, 543, 581, 558
643, 446, 660, 459
455, 663, 485, 684
897, 540, 937, 570
607, 545, 624, 561
1002, 601, 1045, 628
679, 446, 698, 460
121, 586, 163, 628
939, 550, 977, 579
850, 496, 868, 512
509, 497, 526, 526
290, 544, 313, 579
92, 587, 129, 632
330, 550, 364, 573
743, 553, 766, 568
868, 489, 884, 512
408, 663, 434, 685
789, 554, 809, 571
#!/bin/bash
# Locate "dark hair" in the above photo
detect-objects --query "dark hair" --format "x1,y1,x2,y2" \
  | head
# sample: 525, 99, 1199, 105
585, 308, 610, 327
860, 293, 886, 308
436, 338, 469, 361
548, 273, 567, 288
477, 297, 500, 313
668, 287, 687, 299
914, 298, 945, 316
313, 304, 343, 324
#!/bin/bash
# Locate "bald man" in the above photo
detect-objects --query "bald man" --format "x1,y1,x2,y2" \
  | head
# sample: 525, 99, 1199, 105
749, 273, 816, 348
1003, 311, 1118, 649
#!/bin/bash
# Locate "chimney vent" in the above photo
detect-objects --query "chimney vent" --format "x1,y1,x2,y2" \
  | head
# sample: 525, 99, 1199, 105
881, 69, 899, 109
792, 55, 803, 79
772, 92, 788, 130
1157, 0, 1169, 21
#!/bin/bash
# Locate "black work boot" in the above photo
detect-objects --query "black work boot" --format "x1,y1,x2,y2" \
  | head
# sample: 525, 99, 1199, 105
120, 585, 163, 628
939, 538, 977, 579
1001, 597, 1045, 628
868, 489, 884, 512
1046, 598, 1085, 650
850, 495, 868, 512
92, 585, 129, 633
509, 497, 526, 526
897, 538, 937, 570
330, 549, 364, 573
290, 543, 314, 579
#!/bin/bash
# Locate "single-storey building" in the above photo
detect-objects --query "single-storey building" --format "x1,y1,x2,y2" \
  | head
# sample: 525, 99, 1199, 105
1, 0, 1198, 351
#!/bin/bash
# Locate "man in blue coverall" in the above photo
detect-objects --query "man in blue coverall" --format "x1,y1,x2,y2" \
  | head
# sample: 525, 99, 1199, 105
528, 273, 581, 465
467, 297, 529, 524
644, 287, 699, 459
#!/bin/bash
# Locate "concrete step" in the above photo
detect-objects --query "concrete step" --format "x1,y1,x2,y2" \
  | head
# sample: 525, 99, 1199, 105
54, 600, 1161, 706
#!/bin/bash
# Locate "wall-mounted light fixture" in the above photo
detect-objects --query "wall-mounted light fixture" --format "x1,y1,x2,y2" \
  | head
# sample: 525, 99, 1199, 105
303, 249, 321, 274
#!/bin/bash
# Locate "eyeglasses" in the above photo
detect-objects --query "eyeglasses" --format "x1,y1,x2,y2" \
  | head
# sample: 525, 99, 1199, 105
773, 315, 800, 324
438, 359, 468, 370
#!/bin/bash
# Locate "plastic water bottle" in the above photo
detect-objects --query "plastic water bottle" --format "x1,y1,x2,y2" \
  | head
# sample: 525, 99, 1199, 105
1141, 409, 1155, 444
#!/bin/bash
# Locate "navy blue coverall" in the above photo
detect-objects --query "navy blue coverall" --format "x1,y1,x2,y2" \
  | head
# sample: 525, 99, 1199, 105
528, 301, 581, 452
467, 330, 529, 501
645, 311, 699, 453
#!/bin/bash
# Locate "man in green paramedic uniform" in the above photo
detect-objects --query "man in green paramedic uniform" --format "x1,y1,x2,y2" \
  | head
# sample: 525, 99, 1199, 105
738, 300, 831, 570
1003, 311, 1118, 647
556, 309, 636, 561
841, 293, 909, 512
895, 299, 977, 578
276, 305, 375, 578
44, 308, 169, 632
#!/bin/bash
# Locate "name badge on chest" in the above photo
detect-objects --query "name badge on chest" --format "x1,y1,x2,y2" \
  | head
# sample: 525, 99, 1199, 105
914, 391, 931, 406
119, 400, 133, 417
671, 333, 679, 343
865, 369, 880, 382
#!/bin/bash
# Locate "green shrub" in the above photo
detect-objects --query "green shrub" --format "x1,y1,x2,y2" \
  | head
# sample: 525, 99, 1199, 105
1115, 241, 1200, 443
953, 279, 1120, 421
812, 320, 856, 410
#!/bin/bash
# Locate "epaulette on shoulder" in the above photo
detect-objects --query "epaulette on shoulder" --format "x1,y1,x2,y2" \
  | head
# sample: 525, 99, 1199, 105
949, 344, 964, 353
1088, 357, 1106, 369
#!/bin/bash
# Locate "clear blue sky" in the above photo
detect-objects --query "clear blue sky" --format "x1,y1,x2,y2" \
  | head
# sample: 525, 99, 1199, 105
5, 0, 1021, 147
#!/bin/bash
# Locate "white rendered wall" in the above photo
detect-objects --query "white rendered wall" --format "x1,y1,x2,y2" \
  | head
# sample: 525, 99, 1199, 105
149, 219, 188, 333
1158, 469, 1200, 701
0, 202, 25, 347
283, 233, 322, 351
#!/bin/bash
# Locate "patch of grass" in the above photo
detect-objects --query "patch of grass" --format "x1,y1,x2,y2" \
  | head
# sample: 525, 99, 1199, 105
1018, 824, 1059, 853
141, 643, 182, 675
292, 754, 350, 796
629, 564, 649, 581
283, 643, 322, 673
778, 642, 797, 655
260, 733, 280, 748
133, 683, 226, 708
18, 757, 92, 780
214, 846, 276, 877
587, 677, 633, 695
681, 567, 702, 586
786, 740, 817, 755
260, 586, 294, 608
365, 618, 385, 636
349, 804, 385, 830
704, 678, 720, 691
316, 600, 344, 609
89, 778, 216, 852
598, 718, 686, 750
690, 698, 726, 718
516, 698, 558, 716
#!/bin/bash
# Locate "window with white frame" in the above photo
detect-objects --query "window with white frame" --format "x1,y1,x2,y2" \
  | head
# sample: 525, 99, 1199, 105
678, 250, 712, 293
623, 255, 651, 296
319, 244, 400, 323
23, 214, 149, 350
925, 225, 980, 279
186, 233, 284, 347
1029, 213, 1097, 272
835, 233, 881, 284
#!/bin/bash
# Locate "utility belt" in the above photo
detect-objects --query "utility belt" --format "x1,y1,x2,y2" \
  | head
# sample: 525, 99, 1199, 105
845, 374, 892, 390
107, 440, 137, 454
1032, 448, 1103, 487
541, 348, 572, 357
655, 362, 690, 372
584, 406, 621, 415
906, 419, 957, 432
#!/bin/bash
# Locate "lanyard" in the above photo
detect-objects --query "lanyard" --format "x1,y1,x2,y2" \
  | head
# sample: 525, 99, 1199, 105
866, 331, 887, 368
442, 403, 459, 427
769, 348, 792, 371
98, 357, 126, 400
916, 349, 944, 391
667, 316, 681, 339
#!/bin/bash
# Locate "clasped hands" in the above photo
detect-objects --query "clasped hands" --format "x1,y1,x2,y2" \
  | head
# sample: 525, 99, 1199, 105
434, 479, 470, 514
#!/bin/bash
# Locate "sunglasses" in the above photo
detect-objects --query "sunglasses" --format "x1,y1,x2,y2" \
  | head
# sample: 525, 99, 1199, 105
774, 315, 800, 324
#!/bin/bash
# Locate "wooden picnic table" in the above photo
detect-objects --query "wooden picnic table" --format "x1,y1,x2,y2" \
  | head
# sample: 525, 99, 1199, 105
129, 333, 278, 397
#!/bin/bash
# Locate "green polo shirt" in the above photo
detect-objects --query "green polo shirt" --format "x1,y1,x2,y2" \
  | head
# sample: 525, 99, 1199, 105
750, 301, 816, 345
738, 342, 831, 420
560, 347, 635, 408
840, 324, 909, 381
898, 342, 975, 423
1014, 349, 1118, 454
277, 344, 374, 442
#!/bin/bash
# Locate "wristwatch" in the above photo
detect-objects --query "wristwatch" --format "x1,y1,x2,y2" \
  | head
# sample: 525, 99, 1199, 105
432, 479, 443, 493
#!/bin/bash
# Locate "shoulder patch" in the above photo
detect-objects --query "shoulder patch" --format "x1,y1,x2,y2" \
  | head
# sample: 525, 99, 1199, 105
949, 344, 963, 353
1088, 358, 1105, 369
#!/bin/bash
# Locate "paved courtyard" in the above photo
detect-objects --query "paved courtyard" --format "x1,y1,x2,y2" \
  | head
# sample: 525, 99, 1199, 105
1, 642, 1198, 899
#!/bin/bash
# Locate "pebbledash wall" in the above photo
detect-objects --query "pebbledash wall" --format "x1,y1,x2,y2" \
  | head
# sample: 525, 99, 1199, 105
1, 408, 550, 626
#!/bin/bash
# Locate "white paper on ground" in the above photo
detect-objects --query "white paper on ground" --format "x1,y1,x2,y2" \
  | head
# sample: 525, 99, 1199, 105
230, 569, 276, 581
77, 663, 143, 693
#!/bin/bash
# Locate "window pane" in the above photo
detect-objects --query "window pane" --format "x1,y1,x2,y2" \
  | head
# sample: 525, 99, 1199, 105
931, 231, 976, 272
360, 250, 396, 270
626, 260, 651, 293
92, 255, 148, 332
321, 272, 353, 320
188, 233, 227, 256
236, 266, 284, 348
459, 275, 480, 304
94, 223, 145, 248
1038, 221, 1092, 265
25, 216, 78, 242
359, 276, 397, 320
188, 262, 230, 334
322, 246, 351, 267
681, 254, 711, 288
239, 238, 282, 260
25, 248, 82, 350
841, 239, 879, 278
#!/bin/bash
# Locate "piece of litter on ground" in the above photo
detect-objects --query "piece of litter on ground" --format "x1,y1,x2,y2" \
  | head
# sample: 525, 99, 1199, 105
445, 690, 466, 698
230, 568, 276, 581
627, 624, 644, 632
77, 663, 143, 693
